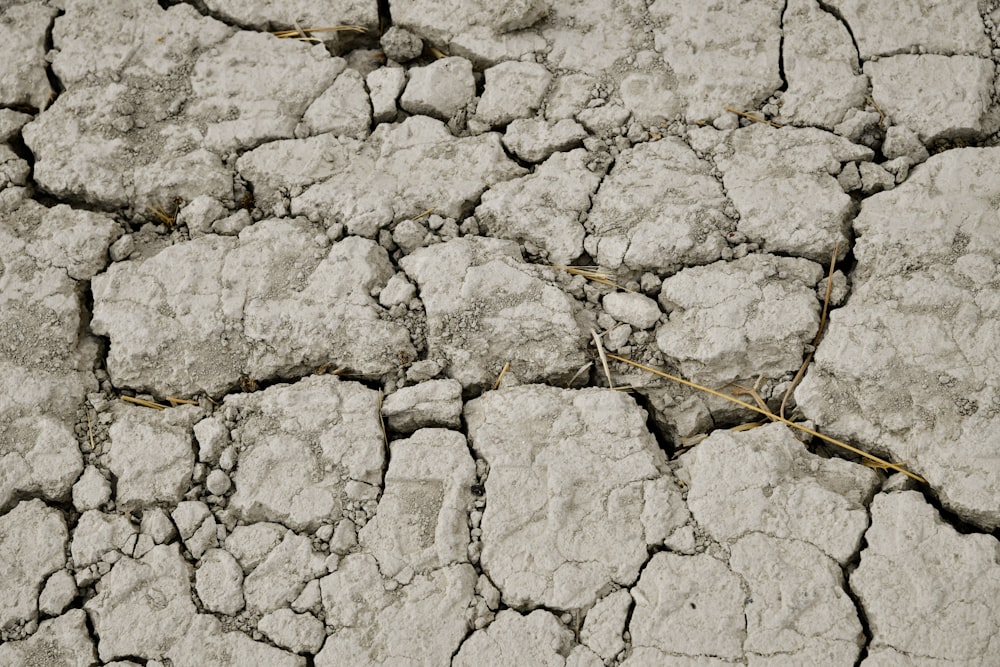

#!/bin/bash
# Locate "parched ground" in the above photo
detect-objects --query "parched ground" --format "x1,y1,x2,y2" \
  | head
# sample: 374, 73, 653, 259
3, 0, 1000, 665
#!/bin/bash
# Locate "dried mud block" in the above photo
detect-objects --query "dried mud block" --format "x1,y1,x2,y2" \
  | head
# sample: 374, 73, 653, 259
316, 554, 476, 666
586, 137, 730, 272
242, 530, 327, 614
23, 77, 233, 209
107, 406, 200, 511
86, 544, 196, 662
778, 0, 868, 129
454, 610, 575, 666
625, 552, 745, 663
298, 68, 372, 140
475, 148, 599, 265
541, 0, 647, 75
703, 125, 873, 262
0, 199, 117, 509
681, 423, 879, 564
236, 133, 365, 217
71, 511, 137, 568
360, 429, 475, 577
0, 610, 96, 667
0, 499, 67, 632
24, 0, 235, 209
0, 2, 58, 110
367, 66, 406, 123
401, 237, 589, 390
464, 385, 665, 609
258, 607, 326, 655
501, 118, 588, 163
195, 548, 244, 616
202, 0, 378, 44
401, 57, 475, 122
796, 148, 1000, 529
167, 613, 304, 667
657, 254, 824, 387
392, 0, 546, 58
26, 0, 347, 209
649, 0, 784, 122
581, 590, 632, 661
477, 61, 552, 127
292, 116, 526, 236
187, 32, 343, 151
92, 220, 414, 397
731, 533, 863, 664
49, 0, 232, 87
824, 0, 990, 59
381, 379, 463, 433
226, 377, 384, 532
619, 71, 683, 126
851, 492, 1000, 664
866, 55, 997, 143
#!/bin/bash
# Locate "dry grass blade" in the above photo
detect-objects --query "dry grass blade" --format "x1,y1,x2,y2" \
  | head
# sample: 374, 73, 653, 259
606, 353, 926, 483
866, 95, 886, 126
272, 25, 367, 40
552, 265, 632, 292
413, 208, 434, 220
427, 45, 448, 59
147, 203, 176, 229
723, 105, 782, 128
166, 396, 199, 406
566, 361, 593, 387
493, 361, 510, 390
86, 411, 95, 449
122, 395, 167, 410
377, 389, 388, 448
780, 243, 839, 419
591, 329, 614, 389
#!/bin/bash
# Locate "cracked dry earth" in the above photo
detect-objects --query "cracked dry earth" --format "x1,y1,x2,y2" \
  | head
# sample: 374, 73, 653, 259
5, 1, 1000, 666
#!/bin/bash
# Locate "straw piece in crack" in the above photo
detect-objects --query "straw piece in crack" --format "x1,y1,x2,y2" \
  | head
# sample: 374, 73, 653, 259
606, 353, 926, 483
166, 396, 199, 406
493, 361, 510, 390
377, 389, 388, 447
723, 105, 782, 128
566, 361, 593, 387
591, 329, 614, 389
780, 242, 838, 419
271, 25, 367, 40
553, 265, 632, 292
122, 395, 167, 410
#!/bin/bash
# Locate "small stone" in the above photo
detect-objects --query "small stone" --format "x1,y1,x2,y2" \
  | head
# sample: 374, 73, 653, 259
379, 272, 417, 308
37, 570, 78, 617
194, 417, 229, 464
140, 507, 176, 545
211, 209, 252, 235
858, 161, 895, 194
477, 61, 552, 127
72, 465, 112, 512
195, 548, 244, 615
367, 67, 406, 124
205, 469, 232, 496
837, 161, 862, 192
381, 379, 463, 432
406, 360, 443, 382
380, 26, 423, 62
400, 57, 475, 122
108, 235, 135, 262
602, 292, 661, 330
291, 578, 322, 613
258, 608, 326, 655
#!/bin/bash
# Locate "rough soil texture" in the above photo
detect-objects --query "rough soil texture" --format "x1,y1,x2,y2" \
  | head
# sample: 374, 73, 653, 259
3, 0, 1000, 665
